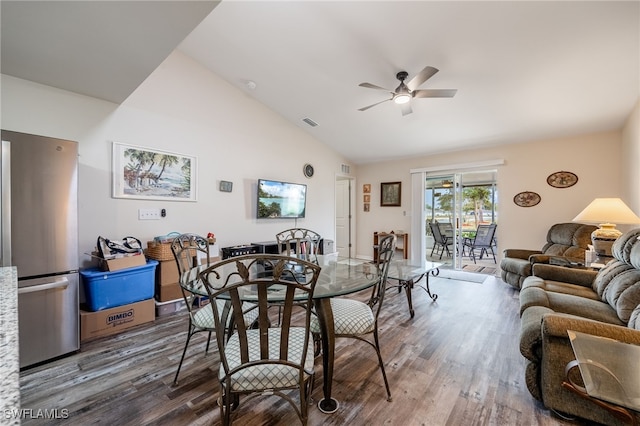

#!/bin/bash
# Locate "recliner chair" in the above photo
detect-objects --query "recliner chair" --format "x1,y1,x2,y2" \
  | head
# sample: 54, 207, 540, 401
500, 223, 597, 289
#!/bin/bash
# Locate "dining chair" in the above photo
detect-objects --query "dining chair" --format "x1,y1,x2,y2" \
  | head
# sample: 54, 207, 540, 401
170, 233, 258, 386
275, 228, 322, 258
310, 233, 396, 402
429, 222, 453, 259
274, 228, 322, 330
462, 223, 497, 264
198, 254, 321, 425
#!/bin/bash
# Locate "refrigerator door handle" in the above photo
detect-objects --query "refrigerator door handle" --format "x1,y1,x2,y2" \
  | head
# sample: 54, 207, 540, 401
18, 277, 69, 294
1, 140, 11, 267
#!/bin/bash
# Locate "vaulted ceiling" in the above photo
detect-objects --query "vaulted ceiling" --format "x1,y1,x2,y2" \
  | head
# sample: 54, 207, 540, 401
3, 1, 638, 164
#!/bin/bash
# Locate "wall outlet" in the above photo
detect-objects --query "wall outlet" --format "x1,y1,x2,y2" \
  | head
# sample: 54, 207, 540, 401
138, 208, 161, 220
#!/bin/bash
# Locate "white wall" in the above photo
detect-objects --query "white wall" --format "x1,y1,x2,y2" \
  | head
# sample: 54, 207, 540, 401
1, 51, 352, 269
355, 131, 626, 260
622, 99, 640, 213
3, 50, 639, 268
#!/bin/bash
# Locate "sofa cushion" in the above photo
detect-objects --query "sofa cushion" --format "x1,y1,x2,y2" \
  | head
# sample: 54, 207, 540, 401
519, 286, 625, 325
540, 223, 595, 260
611, 228, 640, 264
630, 238, 640, 269
629, 304, 640, 330
601, 270, 640, 322
592, 260, 634, 298
521, 276, 599, 301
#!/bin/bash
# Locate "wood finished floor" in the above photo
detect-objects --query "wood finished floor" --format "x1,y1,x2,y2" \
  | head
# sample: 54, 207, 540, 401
20, 274, 593, 426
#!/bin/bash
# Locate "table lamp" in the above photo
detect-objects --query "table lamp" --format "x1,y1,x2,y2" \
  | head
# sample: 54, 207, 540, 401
572, 198, 640, 256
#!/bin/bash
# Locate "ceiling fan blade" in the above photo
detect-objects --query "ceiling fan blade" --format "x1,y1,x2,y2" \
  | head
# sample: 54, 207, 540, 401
359, 82, 393, 92
400, 103, 413, 116
407, 66, 439, 91
412, 89, 457, 98
358, 98, 392, 111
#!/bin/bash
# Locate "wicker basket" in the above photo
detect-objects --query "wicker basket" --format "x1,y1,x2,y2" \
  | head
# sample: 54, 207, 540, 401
146, 241, 174, 261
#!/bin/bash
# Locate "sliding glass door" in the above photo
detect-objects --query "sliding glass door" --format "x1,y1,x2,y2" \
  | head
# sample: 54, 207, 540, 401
425, 170, 497, 270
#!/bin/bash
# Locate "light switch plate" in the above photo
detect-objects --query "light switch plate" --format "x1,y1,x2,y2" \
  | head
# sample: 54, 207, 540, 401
139, 208, 161, 220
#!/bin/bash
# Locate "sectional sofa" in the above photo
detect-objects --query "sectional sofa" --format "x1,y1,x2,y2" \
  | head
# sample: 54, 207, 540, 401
518, 228, 640, 425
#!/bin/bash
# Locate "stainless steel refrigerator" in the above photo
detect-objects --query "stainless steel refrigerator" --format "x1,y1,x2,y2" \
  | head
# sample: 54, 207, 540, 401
1, 130, 79, 368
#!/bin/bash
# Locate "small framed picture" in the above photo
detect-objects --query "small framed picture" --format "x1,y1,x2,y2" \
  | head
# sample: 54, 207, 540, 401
363, 184, 371, 193
380, 181, 401, 207
219, 180, 233, 192
364, 203, 370, 212
364, 194, 371, 203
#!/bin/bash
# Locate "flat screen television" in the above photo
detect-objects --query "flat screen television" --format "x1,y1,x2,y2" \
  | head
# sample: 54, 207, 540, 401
257, 179, 307, 219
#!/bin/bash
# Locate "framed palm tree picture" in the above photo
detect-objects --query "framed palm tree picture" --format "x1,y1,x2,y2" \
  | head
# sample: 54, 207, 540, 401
112, 142, 197, 201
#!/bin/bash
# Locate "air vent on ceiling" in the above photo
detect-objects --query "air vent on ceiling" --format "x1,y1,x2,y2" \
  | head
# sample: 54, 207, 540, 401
302, 118, 318, 127
341, 164, 351, 174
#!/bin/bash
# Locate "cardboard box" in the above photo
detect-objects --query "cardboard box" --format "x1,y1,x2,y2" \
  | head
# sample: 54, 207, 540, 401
155, 260, 181, 302
80, 298, 155, 342
101, 253, 147, 272
156, 260, 179, 286
156, 282, 182, 302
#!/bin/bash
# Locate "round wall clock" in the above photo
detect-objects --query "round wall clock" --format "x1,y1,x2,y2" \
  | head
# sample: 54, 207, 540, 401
513, 191, 541, 207
303, 163, 314, 178
547, 171, 578, 188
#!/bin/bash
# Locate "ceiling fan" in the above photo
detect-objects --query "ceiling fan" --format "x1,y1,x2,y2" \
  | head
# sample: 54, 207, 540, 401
358, 66, 457, 116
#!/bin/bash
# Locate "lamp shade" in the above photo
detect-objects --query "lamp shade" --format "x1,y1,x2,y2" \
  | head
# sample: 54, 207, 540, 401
572, 198, 640, 225
573, 198, 640, 257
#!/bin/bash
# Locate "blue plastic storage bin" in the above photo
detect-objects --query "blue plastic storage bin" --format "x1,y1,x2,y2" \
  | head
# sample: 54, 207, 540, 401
81, 260, 158, 311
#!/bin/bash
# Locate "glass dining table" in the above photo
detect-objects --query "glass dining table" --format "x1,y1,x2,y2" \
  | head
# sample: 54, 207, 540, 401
183, 253, 380, 415
387, 259, 443, 319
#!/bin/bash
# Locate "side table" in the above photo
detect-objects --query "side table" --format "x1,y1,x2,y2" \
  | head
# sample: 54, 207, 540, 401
562, 330, 640, 425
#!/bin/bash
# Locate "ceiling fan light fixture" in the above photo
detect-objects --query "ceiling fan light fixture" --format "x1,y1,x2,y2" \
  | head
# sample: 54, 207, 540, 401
394, 93, 411, 104
358, 66, 456, 114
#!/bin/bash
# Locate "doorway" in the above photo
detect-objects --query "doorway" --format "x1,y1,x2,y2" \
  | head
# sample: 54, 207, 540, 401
335, 176, 355, 257
425, 170, 498, 271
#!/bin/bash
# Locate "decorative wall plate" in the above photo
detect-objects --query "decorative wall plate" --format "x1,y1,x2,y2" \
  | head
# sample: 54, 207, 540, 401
513, 191, 541, 207
303, 163, 314, 178
547, 171, 578, 188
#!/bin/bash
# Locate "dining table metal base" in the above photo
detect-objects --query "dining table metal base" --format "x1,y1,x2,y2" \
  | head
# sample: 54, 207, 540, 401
317, 398, 340, 414
314, 298, 341, 414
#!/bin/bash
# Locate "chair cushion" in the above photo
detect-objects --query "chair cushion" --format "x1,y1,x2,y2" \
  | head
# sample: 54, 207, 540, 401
221, 327, 314, 391
192, 300, 259, 330
193, 301, 217, 329
309, 298, 375, 335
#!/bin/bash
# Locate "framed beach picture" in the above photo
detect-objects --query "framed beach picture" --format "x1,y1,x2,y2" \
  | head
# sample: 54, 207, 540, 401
112, 142, 197, 201
380, 181, 401, 206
